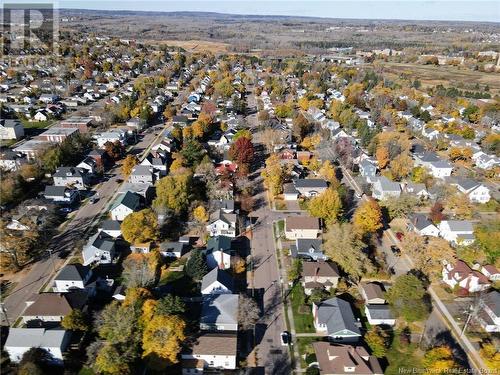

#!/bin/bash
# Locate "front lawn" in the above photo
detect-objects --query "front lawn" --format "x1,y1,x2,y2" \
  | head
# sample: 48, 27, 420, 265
296, 337, 323, 369
289, 284, 315, 333
385, 329, 423, 375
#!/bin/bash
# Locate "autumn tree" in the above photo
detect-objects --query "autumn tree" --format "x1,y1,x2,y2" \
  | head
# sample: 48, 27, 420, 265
233, 129, 253, 141
261, 154, 288, 196
153, 170, 193, 215
479, 342, 500, 369
122, 253, 159, 288
288, 259, 303, 284
229, 137, 255, 167
376, 147, 390, 169
193, 205, 209, 223
429, 202, 445, 223
365, 327, 390, 358
318, 160, 340, 188
307, 188, 343, 225
121, 209, 159, 244
446, 193, 474, 219
0, 218, 40, 270
142, 315, 186, 369
381, 195, 419, 219
156, 294, 186, 316
422, 346, 458, 373
353, 199, 383, 236
238, 294, 260, 330
385, 274, 430, 322
95, 343, 132, 375
180, 140, 205, 168
260, 128, 283, 153
474, 222, 500, 263
293, 113, 313, 141
61, 309, 88, 331
390, 153, 414, 181
324, 223, 374, 280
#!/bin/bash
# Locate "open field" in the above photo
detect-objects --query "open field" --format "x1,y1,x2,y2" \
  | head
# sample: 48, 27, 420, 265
147, 39, 230, 53
381, 62, 500, 95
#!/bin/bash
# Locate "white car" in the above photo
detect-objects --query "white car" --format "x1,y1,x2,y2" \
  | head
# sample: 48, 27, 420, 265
280, 331, 291, 346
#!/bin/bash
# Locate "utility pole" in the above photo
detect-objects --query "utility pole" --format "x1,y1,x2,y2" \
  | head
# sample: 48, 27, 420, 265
46, 248, 56, 273
0, 303, 10, 326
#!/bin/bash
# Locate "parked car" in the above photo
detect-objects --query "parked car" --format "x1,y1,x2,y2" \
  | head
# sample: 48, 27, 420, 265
390, 245, 401, 256
396, 232, 404, 241
59, 207, 73, 214
89, 196, 99, 204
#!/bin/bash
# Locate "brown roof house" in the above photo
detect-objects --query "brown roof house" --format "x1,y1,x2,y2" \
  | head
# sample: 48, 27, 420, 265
313, 342, 383, 375
22, 290, 88, 324
285, 216, 321, 240
302, 261, 340, 295
359, 282, 387, 305
181, 333, 237, 372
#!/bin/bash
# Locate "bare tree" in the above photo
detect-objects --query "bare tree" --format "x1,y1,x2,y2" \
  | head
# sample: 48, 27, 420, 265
238, 294, 260, 330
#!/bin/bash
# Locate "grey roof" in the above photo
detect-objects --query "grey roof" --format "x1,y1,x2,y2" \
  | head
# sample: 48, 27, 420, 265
316, 297, 361, 336
44, 185, 70, 197
200, 294, 239, 326
408, 213, 435, 231
173, 115, 188, 123
53, 167, 86, 178
159, 241, 185, 254
210, 209, 237, 225
445, 220, 474, 232
0, 119, 21, 128
118, 182, 153, 195
210, 199, 235, 212
131, 165, 153, 176
483, 291, 500, 316
100, 220, 122, 231
54, 264, 90, 282
291, 239, 325, 259
201, 268, 234, 293
377, 176, 401, 192
366, 304, 395, 320
416, 152, 439, 163
430, 160, 453, 169
283, 182, 299, 194
87, 231, 115, 252
5, 328, 69, 348
110, 191, 140, 211
206, 236, 232, 253
452, 177, 480, 191
294, 178, 328, 189
360, 159, 376, 169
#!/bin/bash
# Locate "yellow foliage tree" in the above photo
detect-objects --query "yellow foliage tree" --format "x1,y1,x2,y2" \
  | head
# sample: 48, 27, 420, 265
307, 188, 343, 225
182, 126, 193, 139
142, 315, 186, 369
353, 199, 383, 236
390, 153, 414, 181
376, 147, 390, 169
121, 155, 138, 176
193, 205, 209, 223
121, 209, 159, 245
319, 160, 340, 188
422, 346, 458, 373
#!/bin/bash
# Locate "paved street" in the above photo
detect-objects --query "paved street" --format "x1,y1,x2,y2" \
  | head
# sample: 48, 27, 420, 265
1, 128, 163, 325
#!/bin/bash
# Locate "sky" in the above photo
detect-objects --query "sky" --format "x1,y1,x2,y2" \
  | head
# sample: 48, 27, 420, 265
14, 1, 500, 22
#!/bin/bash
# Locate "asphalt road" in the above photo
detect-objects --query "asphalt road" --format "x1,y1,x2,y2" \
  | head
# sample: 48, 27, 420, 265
0, 129, 162, 325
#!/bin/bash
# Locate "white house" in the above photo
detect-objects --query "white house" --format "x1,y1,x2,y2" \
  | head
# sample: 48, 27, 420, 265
450, 178, 491, 204
200, 294, 239, 332
201, 268, 233, 295
181, 333, 237, 372
477, 291, 500, 333
206, 209, 237, 238
428, 160, 453, 179
98, 220, 122, 238
5, 328, 71, 364
312, 297, 361, 342
82, 232, 116, 266
0, 119, 24, 140
204, 236, 232, 270
442, 260, 490, 293
438, 220, 475, 246
364, 305, 396, 326
407, 213, 440, 237
53, 264, 93, 294
372, 176, 401, 200
96, 130, 127, 147
284, 216, 321, 240
481, 265, 500, 281
109, 191, 141, 221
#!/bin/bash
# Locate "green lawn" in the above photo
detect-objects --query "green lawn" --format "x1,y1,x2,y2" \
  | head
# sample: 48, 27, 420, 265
385, 330, 423, 375
296, 337, 322, 369
289, 284, 315, 333
277, 219, 285, 236
20, 119, 54, 129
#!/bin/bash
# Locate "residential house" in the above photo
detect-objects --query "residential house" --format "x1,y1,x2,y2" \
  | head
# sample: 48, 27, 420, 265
22, 290, 88, 324
402, 182, 429, 199
372, 176, 401, 200
118, 183, 155, 204
283, 183, 300, 201
38, 127, 79, 143
449, 177, 491, 204
126, 117, 146, 130
201, 268, 234, 295
210, 199, 236, 214
285, 216, 321, 240
53, 167, 90, 190
206, 209, 237, 238
98, 220, 122, 238
159, 241, 187, 258
407, 213, 440, 237
0, 150, 27, 171
360, 282, 387, 304
422, 125, 440, 141
140, 153, 168, 176
359, 159, 377, 178
77, 157, 98, 175
438, 220, 475, 246
181, 333, 237, 372
96, 130, 127, 148
129, 165, 156, 185
291, 238, 327, 261
0, 119, 24, 140
53, 264, 93, 294
205, 236, 232, 270
82, 231, 116, 266
473, 152, 500, 170
44, 186, 80, 205
312, 297, 362, 342
172, 115, 189, 127
428, 160, 453, 179
481, 265, 500, 281
200, 294, 239, 331
34, 110, 49, 122
302, 261, 340, 295
442, 260, 490, 293
5, 328, 71, 364
477, 291, 500, 333
294, 179, 328, 198
110, 191, 141, 221
365, 305, 396, 326
312, 342, 383, 375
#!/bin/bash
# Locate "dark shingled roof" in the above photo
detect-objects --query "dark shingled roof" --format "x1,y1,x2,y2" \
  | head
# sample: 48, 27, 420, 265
54, 264, 90, 282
